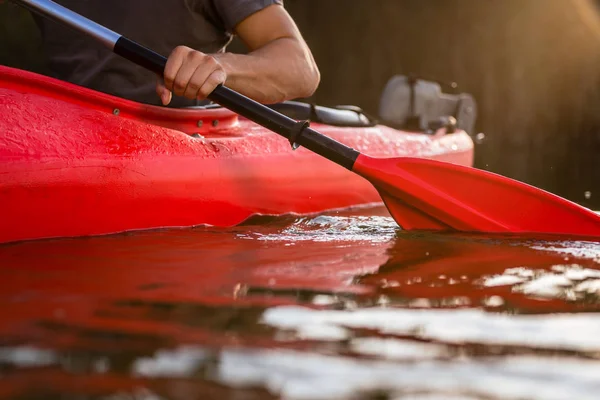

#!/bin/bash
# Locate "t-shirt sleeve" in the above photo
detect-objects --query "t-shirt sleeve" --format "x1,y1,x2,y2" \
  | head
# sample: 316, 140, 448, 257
210, 0, 284, 33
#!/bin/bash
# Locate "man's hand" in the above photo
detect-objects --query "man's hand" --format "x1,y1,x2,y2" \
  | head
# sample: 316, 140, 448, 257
156, 4, 318, 105
156, 46, 227, 106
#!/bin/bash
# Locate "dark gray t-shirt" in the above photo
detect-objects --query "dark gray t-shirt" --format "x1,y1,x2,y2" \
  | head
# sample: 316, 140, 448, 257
34, 0, 282, 107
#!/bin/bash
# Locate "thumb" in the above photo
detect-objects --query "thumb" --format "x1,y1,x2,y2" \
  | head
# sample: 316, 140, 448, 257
156, 77, 172, 106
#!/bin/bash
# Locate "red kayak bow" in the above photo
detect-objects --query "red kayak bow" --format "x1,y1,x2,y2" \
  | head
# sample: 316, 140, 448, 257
12, 0, 600, 237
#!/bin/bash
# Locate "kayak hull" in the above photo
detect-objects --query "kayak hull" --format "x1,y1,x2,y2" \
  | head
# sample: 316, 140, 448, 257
0, 66, 474, 243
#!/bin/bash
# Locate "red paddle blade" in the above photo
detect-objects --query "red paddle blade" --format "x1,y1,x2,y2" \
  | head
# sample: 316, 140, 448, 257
352, 154, 600, 236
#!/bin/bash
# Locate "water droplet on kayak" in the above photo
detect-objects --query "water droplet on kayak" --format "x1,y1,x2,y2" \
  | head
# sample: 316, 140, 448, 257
93, 358, 109, 374
483, 295, 505, 307
377, 295, 390, 306
380, 279, 400, 288
585, 191, 592, 199
312, 295, 336, 305
408, 298, 431, 308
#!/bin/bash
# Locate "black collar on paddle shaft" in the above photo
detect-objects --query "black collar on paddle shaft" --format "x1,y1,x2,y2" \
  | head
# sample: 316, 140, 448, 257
13, 0, 361, 171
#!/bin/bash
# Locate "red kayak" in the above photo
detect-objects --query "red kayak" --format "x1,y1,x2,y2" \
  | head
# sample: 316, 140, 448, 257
0, 66, 474, 243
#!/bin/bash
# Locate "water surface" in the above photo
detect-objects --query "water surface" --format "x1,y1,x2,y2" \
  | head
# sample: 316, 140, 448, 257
1, 206, 600, 399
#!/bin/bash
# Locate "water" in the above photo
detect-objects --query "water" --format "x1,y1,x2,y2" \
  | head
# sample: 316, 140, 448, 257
1, 206, 600, 399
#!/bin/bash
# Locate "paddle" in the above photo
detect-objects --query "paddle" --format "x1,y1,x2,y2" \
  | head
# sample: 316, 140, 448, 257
13, 0, 600, 237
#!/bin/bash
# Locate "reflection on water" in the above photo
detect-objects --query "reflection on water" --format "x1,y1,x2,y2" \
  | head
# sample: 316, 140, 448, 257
1, 206, 600, 399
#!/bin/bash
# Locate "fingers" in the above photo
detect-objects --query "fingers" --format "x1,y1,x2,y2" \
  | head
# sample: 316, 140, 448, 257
161, 46, 227, 104
198, 69, 227, 98
163, 46, 188, 94
185, 60, 226, 99
172, 53, 203, 98
155, 76, 172, 106
183, 63, 213, 100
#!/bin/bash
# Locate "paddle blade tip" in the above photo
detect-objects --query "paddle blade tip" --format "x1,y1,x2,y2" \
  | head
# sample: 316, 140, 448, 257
353, 155, 600, 237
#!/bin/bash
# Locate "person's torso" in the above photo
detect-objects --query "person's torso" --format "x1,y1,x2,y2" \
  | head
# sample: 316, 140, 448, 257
35, 0, 232, 107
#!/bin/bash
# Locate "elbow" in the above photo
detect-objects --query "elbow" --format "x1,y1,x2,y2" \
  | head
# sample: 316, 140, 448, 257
294, 59, 320, 99
259, 43, 321, 103
303, 61, 321, 98
268, 60, 319, 103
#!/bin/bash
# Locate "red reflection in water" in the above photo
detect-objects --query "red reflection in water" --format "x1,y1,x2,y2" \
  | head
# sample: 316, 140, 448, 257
359, 232, 600, 313
0, 215, 599, 399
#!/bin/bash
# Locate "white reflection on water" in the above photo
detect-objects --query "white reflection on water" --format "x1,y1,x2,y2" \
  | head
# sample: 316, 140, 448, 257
128, 344, 600, 400
531, 240, 600, 262
215, 349, 600, 400
133, 346, 210, 378
6, 341, 600, 400
481, 264, 600, 300
262, 305, 600, 352
0, 346, 57, 367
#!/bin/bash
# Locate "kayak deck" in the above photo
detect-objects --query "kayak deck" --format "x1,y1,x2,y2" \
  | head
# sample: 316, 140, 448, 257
0, 66, 474, 243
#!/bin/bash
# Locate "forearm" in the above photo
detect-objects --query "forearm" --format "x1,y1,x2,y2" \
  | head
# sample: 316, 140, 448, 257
214, 37, 320, 104
156, 5, 320, 106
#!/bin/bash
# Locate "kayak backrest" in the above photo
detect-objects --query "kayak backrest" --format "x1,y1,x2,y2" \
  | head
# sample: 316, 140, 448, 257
378, 75, 477, 135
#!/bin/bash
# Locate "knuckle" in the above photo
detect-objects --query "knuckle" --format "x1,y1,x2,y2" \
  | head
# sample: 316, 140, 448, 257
212, 69, 227, 84
206, 74, 221, 85
204, 55, 218, 67
198, 88, 211, 99
174, 81, 186, 92
172, 45, 191, 56
172, 78, 185, 92
199, 76, 222, 98
186, 82, 201, 94
163, 77, 174, 90
187, 51, 207, 63
163, 69, 178, 88
186, 52, 200, 62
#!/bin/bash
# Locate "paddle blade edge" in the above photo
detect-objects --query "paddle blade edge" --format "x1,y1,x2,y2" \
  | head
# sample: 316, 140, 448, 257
353, 154, 600, 237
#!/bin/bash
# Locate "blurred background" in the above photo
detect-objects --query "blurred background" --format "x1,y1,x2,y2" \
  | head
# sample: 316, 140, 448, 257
2, 0, 599, 209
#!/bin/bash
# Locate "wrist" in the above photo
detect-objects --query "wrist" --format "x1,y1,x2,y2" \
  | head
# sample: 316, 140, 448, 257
212, 52, 238, 87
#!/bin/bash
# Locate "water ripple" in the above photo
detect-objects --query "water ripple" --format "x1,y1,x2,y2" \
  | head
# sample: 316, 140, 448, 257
242, 215, 398, 243
2, 210, 600, 399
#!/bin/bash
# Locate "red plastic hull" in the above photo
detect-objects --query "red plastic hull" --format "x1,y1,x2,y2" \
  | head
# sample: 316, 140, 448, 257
0, 66, 474, 243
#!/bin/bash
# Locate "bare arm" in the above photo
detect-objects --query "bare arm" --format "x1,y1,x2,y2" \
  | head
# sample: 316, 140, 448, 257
158, 4, 320, 105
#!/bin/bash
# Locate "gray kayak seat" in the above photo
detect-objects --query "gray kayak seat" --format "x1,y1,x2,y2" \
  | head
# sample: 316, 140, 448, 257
268, 101, 377, 127
378, 75, 477, 135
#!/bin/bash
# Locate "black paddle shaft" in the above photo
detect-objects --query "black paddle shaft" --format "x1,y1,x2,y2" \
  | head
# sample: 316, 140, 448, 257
114, 37, 360, 170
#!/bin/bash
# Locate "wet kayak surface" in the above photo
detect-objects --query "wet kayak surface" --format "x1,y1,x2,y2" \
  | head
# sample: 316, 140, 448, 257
1, 206, 600, 400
